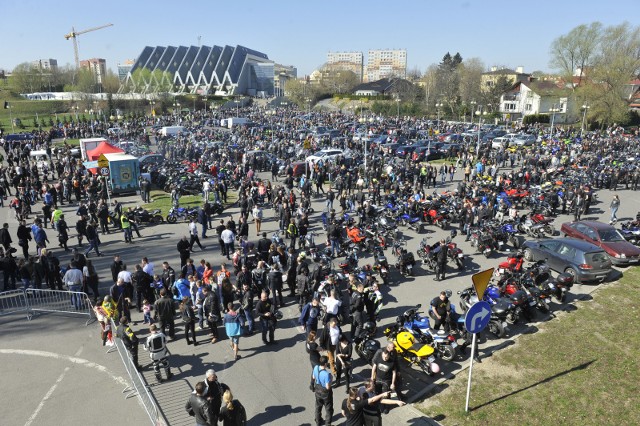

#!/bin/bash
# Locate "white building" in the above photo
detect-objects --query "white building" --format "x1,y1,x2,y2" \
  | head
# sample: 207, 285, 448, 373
327, 51, 364, 82
366, 49, 406, 82
30, 59, 58, 72
499, 80, 579, 123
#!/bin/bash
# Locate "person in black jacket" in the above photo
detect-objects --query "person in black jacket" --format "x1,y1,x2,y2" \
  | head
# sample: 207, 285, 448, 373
133, 264, 153, 311
257, 232, 271, 262
116, 317, 140, 370
185, 381, 214, 426
267, 264, 284, 309
154, 289, 176, 339
0, 223, 13, 252
255, 291, 276, 345
202, 286, 220, 343
435, 239, 448, 281
83, 221, 102, 257
216, 219, 227, 255
16, 220, 31, 259
177, 236, 191, 268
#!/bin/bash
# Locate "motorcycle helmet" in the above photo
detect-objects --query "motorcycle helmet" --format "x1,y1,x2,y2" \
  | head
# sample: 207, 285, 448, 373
445, 289, 452, 298
362, 321, 376, 334
450, 229, 457, 239
430, 362, 441, 374
274, 310, 284, 320
298, 252, 306, 260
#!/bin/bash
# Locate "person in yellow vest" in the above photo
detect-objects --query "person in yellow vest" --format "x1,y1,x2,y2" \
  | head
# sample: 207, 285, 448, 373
51, 205, 64, 231
121, 214, 132, 243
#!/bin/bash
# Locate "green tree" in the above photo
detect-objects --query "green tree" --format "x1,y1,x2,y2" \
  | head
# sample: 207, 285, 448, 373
436, 52, 463, 115
549, 22, 602, 87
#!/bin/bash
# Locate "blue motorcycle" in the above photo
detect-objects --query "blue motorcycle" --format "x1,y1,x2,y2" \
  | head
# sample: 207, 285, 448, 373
166, 206, 198, 223
400, 304, 458, 361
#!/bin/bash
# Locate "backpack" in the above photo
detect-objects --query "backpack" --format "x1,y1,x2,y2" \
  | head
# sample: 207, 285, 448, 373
236, 401, 247, 425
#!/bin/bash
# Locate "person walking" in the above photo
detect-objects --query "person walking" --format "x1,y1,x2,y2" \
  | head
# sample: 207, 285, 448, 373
84, 221, 103, 257
154, 288, 176, 339
252, 204, 263, 235
221, 225, 235, 260
610, 194, 620, 224
143, 324, 173, 383
116, 317, 141, 370
180, 296, 198, 345
223, 303, 243, 361
435, 239, 448, 281
63, 261, 84, 309
255, 291, 277, 345
185, 381, 214, 426
287, 218, 299, 250
218, 390, 247, 426
313, 355, 334, 426
189, 219, 205, 251
239, 282, 255, 335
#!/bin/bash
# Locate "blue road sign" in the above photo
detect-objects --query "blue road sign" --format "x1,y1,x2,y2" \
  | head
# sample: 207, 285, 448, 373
464, 301, 491, 334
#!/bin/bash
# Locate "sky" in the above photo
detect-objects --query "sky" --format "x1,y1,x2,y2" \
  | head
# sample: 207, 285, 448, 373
2, 0, 636, 77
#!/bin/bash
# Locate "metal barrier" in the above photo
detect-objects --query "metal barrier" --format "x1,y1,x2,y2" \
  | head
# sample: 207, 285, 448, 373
0, 290, 32, 320
25, 288, 95, 325
109, 318, 168, 426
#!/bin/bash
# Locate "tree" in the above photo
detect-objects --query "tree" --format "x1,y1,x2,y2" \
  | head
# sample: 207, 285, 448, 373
319, 68, 359, 94
549, 22, 603, 87
436, 52, 463, 115
101, 70, 121, 94
483, 75, 513, 109
11, 62, 45, 93
458, 57, 485, 105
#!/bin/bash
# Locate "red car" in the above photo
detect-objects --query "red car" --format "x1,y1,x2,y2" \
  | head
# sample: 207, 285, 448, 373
560, 220, 640, 266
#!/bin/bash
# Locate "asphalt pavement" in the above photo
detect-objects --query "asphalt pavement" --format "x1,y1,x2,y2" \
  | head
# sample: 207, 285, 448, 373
2, 159, 638, 426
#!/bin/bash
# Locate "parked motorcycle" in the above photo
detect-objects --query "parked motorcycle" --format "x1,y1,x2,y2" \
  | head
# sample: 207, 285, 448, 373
383, 325, 440, 375
166, 206, 198, 223
400, 304, 458, 361
354, 322, 381, 365
132, 207, 164, 225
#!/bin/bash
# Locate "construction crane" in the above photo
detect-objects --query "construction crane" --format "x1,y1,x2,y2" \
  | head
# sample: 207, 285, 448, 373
64, 23, 114, 68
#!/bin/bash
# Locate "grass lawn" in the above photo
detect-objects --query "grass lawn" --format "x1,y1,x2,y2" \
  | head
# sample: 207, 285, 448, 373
417, 268, 640, 426
52, 138, 80, 147
142, 189, 238, 217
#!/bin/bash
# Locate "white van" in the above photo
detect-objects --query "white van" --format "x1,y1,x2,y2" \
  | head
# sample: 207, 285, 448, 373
29, 150, 51, 171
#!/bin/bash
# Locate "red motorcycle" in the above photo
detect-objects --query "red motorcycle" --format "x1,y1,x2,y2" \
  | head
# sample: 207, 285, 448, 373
529, 212, 555, 236
421, 203, 450, 229
493, 251, 525, 281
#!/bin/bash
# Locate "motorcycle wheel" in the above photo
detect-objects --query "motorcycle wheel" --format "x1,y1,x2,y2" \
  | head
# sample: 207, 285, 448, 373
166, 215, 177, 224
506, 312, 518, 325
456, 257, 465, 271
152, 215, 164, 224
440, 345, 456, 362
438, 220, 449, 230
483, 249, 492, 258
488, 321, 506, 338
544, 224, 555, 235
418, 359, 434, 376
510, 235, 520, 249
537, 300, 550, 313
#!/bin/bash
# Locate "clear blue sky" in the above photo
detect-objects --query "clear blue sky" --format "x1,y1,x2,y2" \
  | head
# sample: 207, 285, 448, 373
2, 0, 635, 76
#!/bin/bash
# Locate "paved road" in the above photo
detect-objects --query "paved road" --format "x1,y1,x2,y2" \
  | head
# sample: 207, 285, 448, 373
2, 162, 637, 425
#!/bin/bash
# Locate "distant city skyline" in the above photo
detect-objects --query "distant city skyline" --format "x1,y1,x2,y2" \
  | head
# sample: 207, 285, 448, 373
2, 0, 636, 78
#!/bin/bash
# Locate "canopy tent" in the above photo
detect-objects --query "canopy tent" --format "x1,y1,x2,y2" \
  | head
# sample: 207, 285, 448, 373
86, 141, 124, 161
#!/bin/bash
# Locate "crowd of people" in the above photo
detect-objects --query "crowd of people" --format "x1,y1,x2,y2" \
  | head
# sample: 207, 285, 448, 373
1, 101, 638, 425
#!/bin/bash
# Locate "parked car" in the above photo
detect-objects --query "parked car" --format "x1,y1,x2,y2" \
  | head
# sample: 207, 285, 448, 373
512, 134, 536, 146
395, 145, 419, 158
305, 149, 347, 163
560, 220, 640, 266
521, 238, 613, 283
139, 154, 165, 168
411, 146, 441, 162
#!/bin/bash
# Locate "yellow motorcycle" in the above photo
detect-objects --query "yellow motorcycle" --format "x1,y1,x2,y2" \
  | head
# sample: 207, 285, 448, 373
384, 323, 440, 376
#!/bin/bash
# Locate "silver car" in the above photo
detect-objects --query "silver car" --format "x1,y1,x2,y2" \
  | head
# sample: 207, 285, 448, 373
522, 238, 612, 283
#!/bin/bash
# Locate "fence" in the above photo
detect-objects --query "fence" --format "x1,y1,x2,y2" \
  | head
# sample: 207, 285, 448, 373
109, 318, 168, 426
0, 288, 94, 324
25, 288, 95, 325
0, 289, 32, 320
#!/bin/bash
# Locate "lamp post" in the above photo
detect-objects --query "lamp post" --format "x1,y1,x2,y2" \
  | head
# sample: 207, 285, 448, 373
435, 102, 444, 127
71, 105, 79, 123
580, 103, 590, 138
173, 101, 180, 123
470, 100, 476, 127
305, 98, 311, 116
549, 103, 560, 138
395, 97, 401, 121
149, 100, 156, 117
475, 105, 488, 157
88, 109, 95, 136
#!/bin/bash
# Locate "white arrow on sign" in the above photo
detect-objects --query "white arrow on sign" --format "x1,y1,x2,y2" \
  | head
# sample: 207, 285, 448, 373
471, 306, 490, 331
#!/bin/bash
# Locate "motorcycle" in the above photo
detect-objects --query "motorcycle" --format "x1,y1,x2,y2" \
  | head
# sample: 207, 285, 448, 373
132, 207, 164, 225
517, 214, 545, 239
401, 304, 458, 361
493, 251, 525, 281
529, 212, 555, 236
458, 287, 509, 338
166, 206, 198, 223
372, 246, 390, 285
354, 321, 381, 365
620, 221, 640, 245
392, 242, 415, 276
383, 324, 440, 376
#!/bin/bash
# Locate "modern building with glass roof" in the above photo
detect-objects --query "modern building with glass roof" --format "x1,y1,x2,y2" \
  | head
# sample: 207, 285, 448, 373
122, 44, 275, 96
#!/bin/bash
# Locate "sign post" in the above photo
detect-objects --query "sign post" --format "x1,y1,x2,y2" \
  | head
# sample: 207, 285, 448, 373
464, 300, 491, 412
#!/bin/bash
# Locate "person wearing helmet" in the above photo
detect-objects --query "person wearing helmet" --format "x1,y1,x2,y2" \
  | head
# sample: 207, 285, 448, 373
430, 290, 452, 332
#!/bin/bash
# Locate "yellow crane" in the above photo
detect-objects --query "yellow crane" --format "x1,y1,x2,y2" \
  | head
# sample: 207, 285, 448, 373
64, 23, 114, 68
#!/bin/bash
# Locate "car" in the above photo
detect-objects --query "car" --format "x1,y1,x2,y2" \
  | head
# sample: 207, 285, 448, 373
395, 145, 419, 158
521, 238, 612, 283
379, 142, 400, 154
305, 149, 347, 163
560, 220, 640, 266
139, 154, 165, 166
512, 134, 536, 146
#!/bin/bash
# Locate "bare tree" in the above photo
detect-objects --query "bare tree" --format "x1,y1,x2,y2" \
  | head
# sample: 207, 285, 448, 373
549, 22, 602, 87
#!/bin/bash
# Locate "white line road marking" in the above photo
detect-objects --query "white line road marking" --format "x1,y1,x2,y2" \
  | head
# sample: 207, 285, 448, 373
0, 349, 129, 387
24, 367, 70, 426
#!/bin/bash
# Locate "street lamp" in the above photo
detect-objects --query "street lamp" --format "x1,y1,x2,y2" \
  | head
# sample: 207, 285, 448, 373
475, 105, 488, 156
580, 103, 590, 138
435, 102, 444, 126
173, 101, 181, 122
149, 100, 156, 117
305, 98, 311, 115
549, 103, 560, 137
469, 101, 476, 127
395, 97, 401, 121
71, 105, 79, 123
88, 109, 95, 136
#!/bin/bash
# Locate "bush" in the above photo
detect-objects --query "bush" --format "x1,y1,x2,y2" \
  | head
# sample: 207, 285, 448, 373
523, 114, 550, 125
